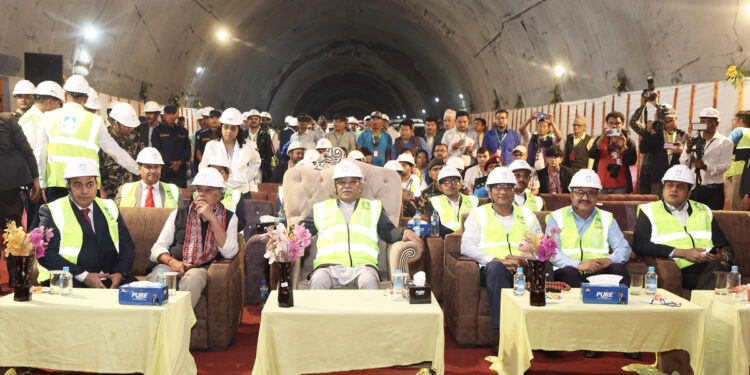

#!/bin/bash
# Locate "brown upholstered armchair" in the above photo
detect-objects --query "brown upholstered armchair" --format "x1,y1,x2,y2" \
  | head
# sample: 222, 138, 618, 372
120, 207, 244, 350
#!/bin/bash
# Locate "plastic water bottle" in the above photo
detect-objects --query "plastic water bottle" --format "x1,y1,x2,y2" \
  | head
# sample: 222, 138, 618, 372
259, 280, 270, 306
727, 266, 741, 296
156, 268, 166, 285
513, 267, 525, 296
645, 266, 658, 296
430, 210, 440, 237
60, 266, 73, 296
278, 205, 286, 225
407, 211, 420, 234
393, 269, 406, 300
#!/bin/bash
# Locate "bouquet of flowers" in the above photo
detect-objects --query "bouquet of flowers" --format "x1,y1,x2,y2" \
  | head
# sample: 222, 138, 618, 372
518, 227, 560, 262
264, 223, 311, 264
3, 221, 53, 258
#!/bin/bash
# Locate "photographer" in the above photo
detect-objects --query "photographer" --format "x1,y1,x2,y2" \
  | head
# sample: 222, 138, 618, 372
588, 111, 636, 194
639, 99, 688, 196
519, 113, 562, 170
629, 92, 663, 194
679, 108, 733, 210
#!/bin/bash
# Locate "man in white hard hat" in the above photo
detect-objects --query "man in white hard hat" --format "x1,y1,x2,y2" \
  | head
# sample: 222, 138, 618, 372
397, 153, 421, 199
324, 114, 356, 152
508, 160, 544, 211
384, 159, 417, 216
99, 103, 144, 200
18, 81, 64, 151
149, 168, 239, 308
115, 147, 179, 208
296, 160, 421, 289
315, 137, 333, 156
84, 88, 101, 114
279, 115, 297, 152
270, 140, 305, 183
134, 101, 162, 148
633, 164, 733, 290
245, 109, 275, 182
461, 166, 542, 333
347, 149, 365, 162
11, 80, 36, 121
259, 111, 279, 153
347, 116, 359, 133
35, 75, 139, 203
203, 156, 245, 219
36, 157, 136, 288
678, 107, 733, 210
425, 166, 479, 236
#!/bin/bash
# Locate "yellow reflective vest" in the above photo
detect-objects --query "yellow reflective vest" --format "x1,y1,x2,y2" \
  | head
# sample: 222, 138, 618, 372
222, 187, 243, 211
118, 181, 180, 208
550, 206, 613, 262
429, 194, 479, 231
44, 103, 103, 188
313, 198, 381, 269
517, 192, 543, 212
725, 128, 750, 178
473, 203, 535, 259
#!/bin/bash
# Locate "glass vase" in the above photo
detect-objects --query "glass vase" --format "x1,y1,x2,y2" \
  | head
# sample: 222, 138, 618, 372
528, 259, 546, 307
277, 262, 294, 308
12, 255, 35, 302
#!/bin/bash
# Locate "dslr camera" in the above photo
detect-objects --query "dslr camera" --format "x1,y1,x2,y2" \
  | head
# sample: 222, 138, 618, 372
689, 122, 708, 160
642, 75, 657, 101
605, 128, 629, 178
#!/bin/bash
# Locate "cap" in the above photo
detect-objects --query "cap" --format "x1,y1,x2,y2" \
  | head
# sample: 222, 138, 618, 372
332, 160, 364, 180
446, 156, 465, 171
698, 107, 720, 120
427, 157, 446, 171
512, 145, 528, 154
286, 141, 305, 155
508, 159, 533, 172
347, 116, 358, 124
369, 111, 383, 119
384, 160, 404, 172
443, 109, 456, 120
192, 168, 225, 189
260, 111, 272, 120
316, 138, 333, 149
163, 105, 178, 114
144, 101, 160, 113
135, 147, 164, 165
63, 158, 100, 179
486, 167, 517, 186
397, 153, 415, 166
63, 75, 90, 94
437, 166, 461, 182
13, 80, 35, 95
661, 164, 695, 189
347, 150, 365, 161
219, 107, 243, 126
485, 155, 502, 169
34, 81, 65, 101
662, 103, 676, 118
109, 103, 140, 127
84, 88, 101, 110
568, 169, 603, 190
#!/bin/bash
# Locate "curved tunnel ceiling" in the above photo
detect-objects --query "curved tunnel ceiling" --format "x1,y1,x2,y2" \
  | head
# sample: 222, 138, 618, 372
2, 0, 749, 118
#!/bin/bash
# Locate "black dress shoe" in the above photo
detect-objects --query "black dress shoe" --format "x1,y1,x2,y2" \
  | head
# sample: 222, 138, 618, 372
623, 352, 642, 360
583, 350, 603, 358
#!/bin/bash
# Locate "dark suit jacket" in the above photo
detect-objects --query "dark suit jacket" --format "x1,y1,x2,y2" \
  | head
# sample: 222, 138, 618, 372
639, 129, 687, 184
37, 197, 136, 286
0, 112, 37, 192
536, 166, 574, 194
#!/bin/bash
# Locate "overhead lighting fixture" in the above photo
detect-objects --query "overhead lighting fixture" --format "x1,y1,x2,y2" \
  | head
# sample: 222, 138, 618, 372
458, 94, 464, 99
553, 65, 565, 77
402, 114, 406, 118
434, 97, 440, 103
196, 66, 205, 74
217, 30, 229, 41
421, 109, 426, 114
83, 26, 99, 41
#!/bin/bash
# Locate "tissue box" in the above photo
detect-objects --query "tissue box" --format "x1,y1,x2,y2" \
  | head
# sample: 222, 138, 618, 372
581, 283, 628, 304
408, 282, 431, 304
119, 284, 169, 306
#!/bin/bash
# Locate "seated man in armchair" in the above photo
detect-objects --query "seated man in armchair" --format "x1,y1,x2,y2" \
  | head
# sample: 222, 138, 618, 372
424, 166, 479, 236
115, 147, 180, 208
148, 168, 239, 307
297, 160, 422, 289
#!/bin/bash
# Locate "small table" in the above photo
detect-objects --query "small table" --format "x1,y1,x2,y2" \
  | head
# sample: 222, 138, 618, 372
0, 289, 197, 375
253, 290, 445, 375
497, 288, 705, 375
690, 291, 750, 375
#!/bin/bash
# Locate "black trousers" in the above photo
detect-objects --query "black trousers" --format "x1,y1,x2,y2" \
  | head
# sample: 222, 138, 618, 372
681, 260, 729, 290
0, 188, 23, 285
691, 184, 724, 211
553, 262, 630, 288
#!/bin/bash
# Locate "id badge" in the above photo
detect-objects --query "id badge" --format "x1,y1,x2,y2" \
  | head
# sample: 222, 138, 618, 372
61, 116, 78, 135
663, 142, 676, 150
373, 150, 379, 158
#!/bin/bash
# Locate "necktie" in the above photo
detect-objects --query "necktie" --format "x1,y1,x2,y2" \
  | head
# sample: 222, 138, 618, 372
145, 185, 155, 207
80, 208, 93, 229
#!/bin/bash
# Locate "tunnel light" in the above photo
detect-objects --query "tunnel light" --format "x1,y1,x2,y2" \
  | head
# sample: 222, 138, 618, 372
553, 65, 565, 77
402, 114, 406, 118
83, 26, 99, 41
421, 109, 426, 114
196, 66, 205, 74
434, 97, 440, 103
217, 30, 229, 41
458, 93, 464, 99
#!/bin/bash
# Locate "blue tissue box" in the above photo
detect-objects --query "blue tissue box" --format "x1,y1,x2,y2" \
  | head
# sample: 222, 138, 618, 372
119, 284, 169, 306
581, 283, 628, 304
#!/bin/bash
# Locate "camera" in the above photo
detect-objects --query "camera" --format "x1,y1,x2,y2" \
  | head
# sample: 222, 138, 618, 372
606, 163, 621, 178
535, 112, 549, 120
642, 75, 657, 101
689, 122, 708, 160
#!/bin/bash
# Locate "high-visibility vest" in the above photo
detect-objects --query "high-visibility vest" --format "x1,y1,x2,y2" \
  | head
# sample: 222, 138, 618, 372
37, 197, 120, 282
550, 206, 613, 262
403, 174, 421, 197
637, 200, 714, 269
473, 203, 535, 259
44, 103, 103, 188
725, 128, 750, 178
118, 181, 179, 208
222, 187, 243, 211
517, 192, 544, 212
429, 194, 479, 231
313, 198, 381, 269
18, 105, 43, 149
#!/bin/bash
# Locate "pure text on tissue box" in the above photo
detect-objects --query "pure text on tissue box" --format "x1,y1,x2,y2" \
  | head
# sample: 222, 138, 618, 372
119, 281, 169, 306
581, 274, 628, 304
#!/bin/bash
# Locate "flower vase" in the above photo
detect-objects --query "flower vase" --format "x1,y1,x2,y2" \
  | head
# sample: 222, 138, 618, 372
12, 255, 35, 302
277, 262, 294, 308
528, 259, 546, 307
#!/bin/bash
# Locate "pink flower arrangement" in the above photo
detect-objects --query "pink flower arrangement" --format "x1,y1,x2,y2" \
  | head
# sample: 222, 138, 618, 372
518, 227, 560, 262
3, 221, 53, 258
264, 223, 311, 264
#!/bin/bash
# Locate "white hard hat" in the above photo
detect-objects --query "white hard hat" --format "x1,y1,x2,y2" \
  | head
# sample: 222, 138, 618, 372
13, 80, 35, 95
260, 111, 271, 120
34, 81, 65, 101
347, 116, 358, 124
348, 150, 365, 161
241, 111, 250, 121
286, 141, 305, 155
144, 101, 160, 113
316, 138, 333, 149
63, 75, 90, 94
191, 168, 225, 189
202, 106, 214, 117
699, 107, 720, 120
437, 166, 461, 182
107, 100, 119, 110
63, 158, 100, 179
84, 88, 101, 110
384, 160, 404, 172
568, 169, 603, 190
247, 109, 261, 118
303, 149, 320, 163
661, 164, 695, 189
284, 115, 295, 124
219, 107, 243, 126
205, 155, 230, 169
443, 109, 456, 120
136, 147, 164, 165
196, 108, 206, 117
332, 160, 364, 181
382, 113, 390, 122
508, 159, 533, 172
446, 156, 465, 171
397, 153, 415, 166
109, 102, 140, 127
486, 167, 517, 186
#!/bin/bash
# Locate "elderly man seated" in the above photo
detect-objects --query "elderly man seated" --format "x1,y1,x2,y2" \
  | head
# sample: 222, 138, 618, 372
148, 168, 239, 307
297, 161, 422, 289
425, 166, 478, 236
115, 147, 180, 208
204, 156, 247, 231
37, 158, 136, 288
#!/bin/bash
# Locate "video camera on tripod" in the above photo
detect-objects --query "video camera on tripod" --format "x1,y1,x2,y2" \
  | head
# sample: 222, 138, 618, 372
687, 122, 708, 184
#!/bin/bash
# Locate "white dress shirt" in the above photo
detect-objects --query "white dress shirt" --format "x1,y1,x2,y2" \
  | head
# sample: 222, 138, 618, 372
442, 128, 474, 159
199, 139, 261, 193
678, 132, 733, 185
71, 200, 95, 282
140, 181, 163, 208
665, 201, 690, 257
461, 207, 542, 266
150, 209, 239, 263
18, 104, 44, 151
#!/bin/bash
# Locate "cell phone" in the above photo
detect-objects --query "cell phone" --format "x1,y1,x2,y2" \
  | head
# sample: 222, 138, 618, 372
663, 142, 678, 150
605, 128, 621, 137
535, 112, 548, 120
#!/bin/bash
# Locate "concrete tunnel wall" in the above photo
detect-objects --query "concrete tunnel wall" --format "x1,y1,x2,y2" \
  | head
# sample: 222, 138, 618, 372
1, 0, 748, 119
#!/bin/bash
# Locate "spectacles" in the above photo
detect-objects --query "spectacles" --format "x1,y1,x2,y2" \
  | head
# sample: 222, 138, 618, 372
573, 189, 599, 198
490, 184, 514, 191
513, 173, 530, 180
335, 178, 360, 186
440, 179, 461, 186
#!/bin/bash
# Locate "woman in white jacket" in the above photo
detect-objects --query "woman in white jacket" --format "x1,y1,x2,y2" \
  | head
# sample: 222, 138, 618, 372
199, 108, 261, 194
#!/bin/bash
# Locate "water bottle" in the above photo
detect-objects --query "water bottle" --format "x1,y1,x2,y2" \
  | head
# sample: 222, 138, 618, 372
407, 211, 418, 233
645, 266, 658, 296
156, 268, 166, 286
278, 205, 286, 225
414, 211, 425, 236
60, 266, 73, 296
259, 280, 270, 306
513, 267, 525, 296
727, 266, 741, 296
430, 210, 440, 237
393, 269, 405, 300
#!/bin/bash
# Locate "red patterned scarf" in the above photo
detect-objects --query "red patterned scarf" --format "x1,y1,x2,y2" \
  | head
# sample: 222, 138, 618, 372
183, 202, 227, 264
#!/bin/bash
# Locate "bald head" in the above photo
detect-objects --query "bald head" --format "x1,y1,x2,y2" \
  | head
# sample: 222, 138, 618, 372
572, 114, 587, 136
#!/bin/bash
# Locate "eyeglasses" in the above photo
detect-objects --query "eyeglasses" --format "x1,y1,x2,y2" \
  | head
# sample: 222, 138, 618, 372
573, 189, 599, 198
490, 184, 514, 191
440, 179, 461, 186
335, 178, 360, 186
513, 173, 530, 180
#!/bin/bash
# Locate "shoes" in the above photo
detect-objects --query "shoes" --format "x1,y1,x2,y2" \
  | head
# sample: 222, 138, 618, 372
583, 350, 602, 358
623, 352, 642, 360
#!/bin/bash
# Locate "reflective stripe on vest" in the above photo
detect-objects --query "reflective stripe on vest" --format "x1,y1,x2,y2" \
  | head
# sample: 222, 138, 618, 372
404, 175, 421, 196
222, 187, 243, 211
45, 105, 102, 188
637, 200, 714, 269
37, 197, 120, 282
313, 199, 381, 269
119, 182, 179, 208
474, 203, 534, 259
521, 192, 543, 212
551, 206, 612, 261
429, 194, 479, 231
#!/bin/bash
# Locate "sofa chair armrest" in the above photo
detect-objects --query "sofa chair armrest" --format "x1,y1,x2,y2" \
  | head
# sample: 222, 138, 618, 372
443, 239, 481, 346
206, 251, 244, 350
244, 234, 270, 304
640, 256, 683, 296
426, 237, 445, 302
388, 240, 423, 279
